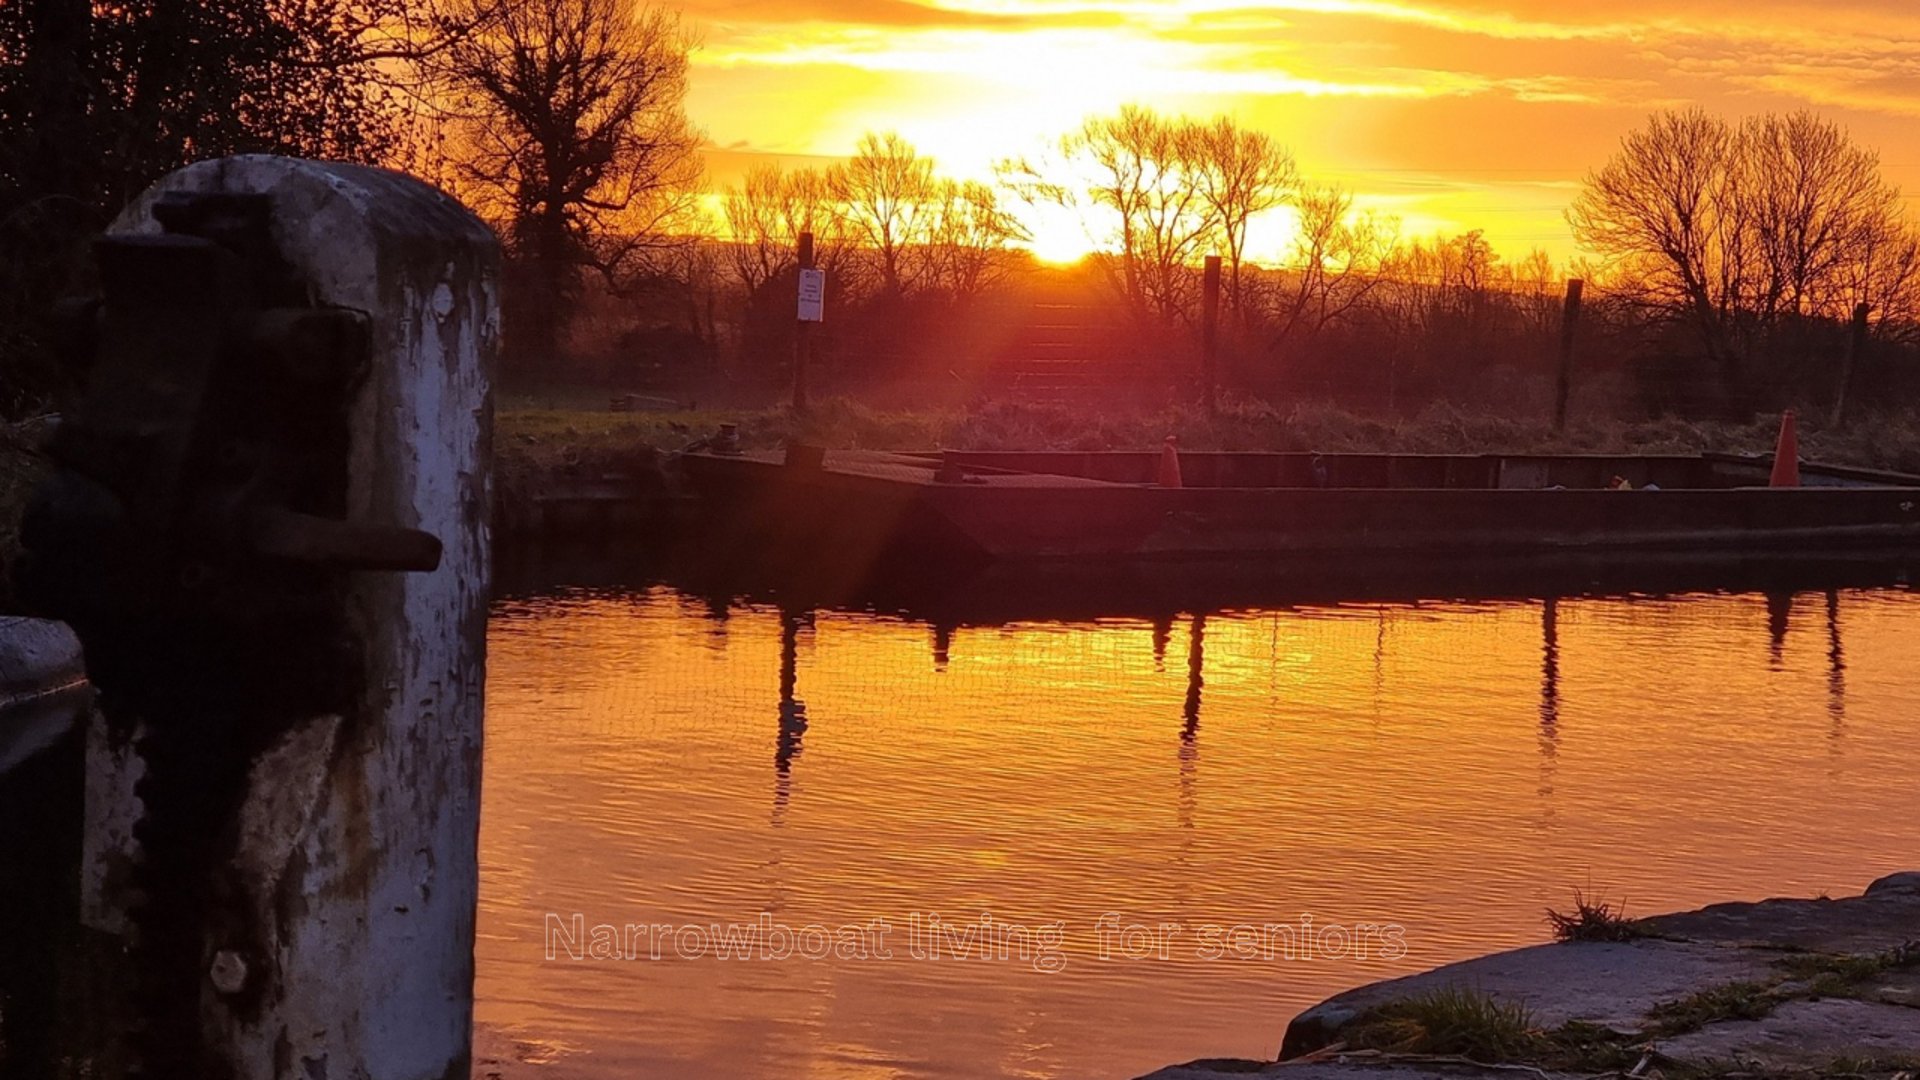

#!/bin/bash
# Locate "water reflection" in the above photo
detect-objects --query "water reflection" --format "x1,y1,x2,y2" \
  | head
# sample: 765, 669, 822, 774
478, 567, 1920, 1080
1537, 598, 1562, 824
1827, 590, 1847, 737
1183, 614, 1206, 746
1766, 590, 1794, 669
932, 622, 953, 671
1539, 598, 1562, 742
773, 608, 809, 823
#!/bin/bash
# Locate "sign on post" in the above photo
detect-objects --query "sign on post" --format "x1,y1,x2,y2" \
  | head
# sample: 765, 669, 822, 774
797, 268, 826, 323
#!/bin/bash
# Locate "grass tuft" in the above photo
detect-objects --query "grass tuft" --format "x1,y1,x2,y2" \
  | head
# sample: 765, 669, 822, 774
1647, 980, 1780, 1035
1346, 986, 1542, 1061
1778, 941, 1920, 1000
1546, 889, 1646, 943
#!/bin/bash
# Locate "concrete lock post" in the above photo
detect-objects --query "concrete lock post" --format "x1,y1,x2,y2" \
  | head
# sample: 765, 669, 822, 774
26, 156, 496, 1079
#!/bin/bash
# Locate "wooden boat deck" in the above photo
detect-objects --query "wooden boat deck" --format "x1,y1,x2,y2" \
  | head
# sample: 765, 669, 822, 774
728, 449, 1127, 488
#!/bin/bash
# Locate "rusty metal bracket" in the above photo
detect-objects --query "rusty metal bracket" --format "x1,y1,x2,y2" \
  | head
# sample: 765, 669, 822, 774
25, 193, 440, 621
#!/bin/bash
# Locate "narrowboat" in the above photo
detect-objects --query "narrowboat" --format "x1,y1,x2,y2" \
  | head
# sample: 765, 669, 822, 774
680, 446, 1920, 565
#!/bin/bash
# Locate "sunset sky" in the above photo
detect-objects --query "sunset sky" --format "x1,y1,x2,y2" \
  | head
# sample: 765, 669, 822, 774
675, 0, 1920, 264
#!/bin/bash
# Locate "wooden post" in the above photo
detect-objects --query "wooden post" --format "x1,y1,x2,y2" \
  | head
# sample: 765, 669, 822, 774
1553, 278, 1584, 433
1200, 255, 1222, 413
793, 231, 814, 412
1831, 301, 1870, 427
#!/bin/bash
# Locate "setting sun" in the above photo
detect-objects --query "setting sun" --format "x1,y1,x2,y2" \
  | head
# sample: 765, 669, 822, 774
1023, 201, 1097, 264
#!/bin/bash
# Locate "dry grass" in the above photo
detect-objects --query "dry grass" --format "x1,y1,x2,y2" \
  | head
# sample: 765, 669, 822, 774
1546, 889, 1647, 943
1646, 979, 1782, 1035
496, 395, 1920, 473
1345, 986, 1543, 1060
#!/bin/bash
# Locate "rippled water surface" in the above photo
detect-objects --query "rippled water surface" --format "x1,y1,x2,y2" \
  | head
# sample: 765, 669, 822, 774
476, 579, 1920, 1079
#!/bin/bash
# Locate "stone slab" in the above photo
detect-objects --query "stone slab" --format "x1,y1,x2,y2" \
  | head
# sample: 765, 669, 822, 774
1640, 889, 1920, 956
0, 616, 85, 698
1863, 971, 1920, 1009
0, 616, 89, 776
1280, 939, 1775, 1057
1156, 878, 1920, 1080
1655, 998, 1920, 1069
1137, 1062, 1582, 1080
1867, 872, 1920, 896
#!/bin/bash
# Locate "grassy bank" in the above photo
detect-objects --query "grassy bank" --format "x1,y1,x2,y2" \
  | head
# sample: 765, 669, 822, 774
8, 400, 1920, 610
497, 396, 1920, 488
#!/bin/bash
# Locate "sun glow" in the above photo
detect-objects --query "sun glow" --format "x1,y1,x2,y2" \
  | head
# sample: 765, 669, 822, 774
685, 0, 1920, 266
1023, 203, 1096, 264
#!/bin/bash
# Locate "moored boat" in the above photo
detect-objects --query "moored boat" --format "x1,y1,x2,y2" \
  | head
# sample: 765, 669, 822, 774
681, 446, 1920, 564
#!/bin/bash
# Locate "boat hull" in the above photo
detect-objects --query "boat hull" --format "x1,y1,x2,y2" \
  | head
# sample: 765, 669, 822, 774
682, 450, 1920, 564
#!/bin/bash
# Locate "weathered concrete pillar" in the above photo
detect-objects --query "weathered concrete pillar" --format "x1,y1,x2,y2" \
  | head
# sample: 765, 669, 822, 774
55, 157, 496, 1079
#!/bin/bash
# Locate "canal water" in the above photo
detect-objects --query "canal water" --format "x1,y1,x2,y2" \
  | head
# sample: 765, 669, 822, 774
475, 567, 1920, 1079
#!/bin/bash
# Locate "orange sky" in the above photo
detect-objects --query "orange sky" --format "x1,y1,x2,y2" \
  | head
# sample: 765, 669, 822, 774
677, 0, 1920, 264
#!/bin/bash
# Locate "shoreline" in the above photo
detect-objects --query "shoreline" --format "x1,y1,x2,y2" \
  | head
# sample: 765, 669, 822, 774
1140, 872, 1920, 1080
12, 403, 1920, 566
490, 400, 1920, 544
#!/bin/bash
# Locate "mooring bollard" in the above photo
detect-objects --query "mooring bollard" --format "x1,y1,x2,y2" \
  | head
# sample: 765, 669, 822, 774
22, 156, 497, 1079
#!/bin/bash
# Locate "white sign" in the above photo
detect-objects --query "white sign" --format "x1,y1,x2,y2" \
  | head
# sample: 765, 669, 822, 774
797, 268, 826, 323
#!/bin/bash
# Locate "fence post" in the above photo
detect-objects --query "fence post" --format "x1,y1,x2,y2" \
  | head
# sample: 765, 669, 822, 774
1553, 278, 1584, 433
793, 231, 815, 412
1831, 301, 1870, 428
1200, 255, 1222, 413
35, 156, 495, 1079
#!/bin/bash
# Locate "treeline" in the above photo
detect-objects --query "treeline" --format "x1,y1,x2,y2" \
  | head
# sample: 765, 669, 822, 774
687, 103, 1920, 417
4, 0, 1919, 419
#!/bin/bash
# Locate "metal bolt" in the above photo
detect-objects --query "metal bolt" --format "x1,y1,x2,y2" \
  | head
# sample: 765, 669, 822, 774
209, 949, 250, 995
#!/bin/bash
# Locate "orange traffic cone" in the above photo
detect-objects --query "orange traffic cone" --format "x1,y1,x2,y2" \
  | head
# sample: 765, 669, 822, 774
1769, 410, 1800, 488
1157, 435, 1183, 488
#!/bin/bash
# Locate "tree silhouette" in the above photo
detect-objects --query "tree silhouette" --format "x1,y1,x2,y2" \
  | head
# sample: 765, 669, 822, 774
438, 0, 702, 367
1569, 108, 1914, 401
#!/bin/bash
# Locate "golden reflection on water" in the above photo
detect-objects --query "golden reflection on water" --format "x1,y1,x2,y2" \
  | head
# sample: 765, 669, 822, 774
476, 587, 1920, 1079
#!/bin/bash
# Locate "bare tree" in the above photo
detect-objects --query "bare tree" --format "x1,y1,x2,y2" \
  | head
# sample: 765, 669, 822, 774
721, 162, 863, 302
830, 132, 936, 297
1105, 107, 1216, 322
1841, 212, 1920, 339
1568, 108, 1743, 380
1183, 116, 1296, 313
1506, 247, 1564, 341
1737, 111, 1901, 322
1003, 106, 1219, 323
1269, 184, 1397, 350
722, 164, 796, 297
439, 0, 703, 364
922, 178, 1026, 300
1567, 108, 1919, 400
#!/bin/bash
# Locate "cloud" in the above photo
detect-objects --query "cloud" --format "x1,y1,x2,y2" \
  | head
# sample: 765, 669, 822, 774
680, 0, 1120, 29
